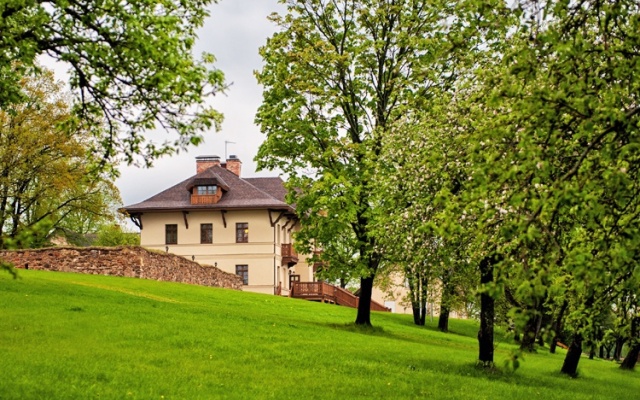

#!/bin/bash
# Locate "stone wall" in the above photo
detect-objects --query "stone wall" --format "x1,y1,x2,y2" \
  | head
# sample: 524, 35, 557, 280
0, 246, 243, 290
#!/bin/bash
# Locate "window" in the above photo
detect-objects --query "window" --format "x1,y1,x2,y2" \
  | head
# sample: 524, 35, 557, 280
200, 223, 213, 244
236, 222, 248, 243
197, 185, 217, 195
236, 265, 248, 285
165, 224, 177, 244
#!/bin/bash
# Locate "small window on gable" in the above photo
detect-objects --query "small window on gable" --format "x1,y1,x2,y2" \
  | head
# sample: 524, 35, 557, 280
197, 185, 217, 195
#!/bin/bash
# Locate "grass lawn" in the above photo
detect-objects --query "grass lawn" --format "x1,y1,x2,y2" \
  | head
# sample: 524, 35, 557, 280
0, 270, 637, 399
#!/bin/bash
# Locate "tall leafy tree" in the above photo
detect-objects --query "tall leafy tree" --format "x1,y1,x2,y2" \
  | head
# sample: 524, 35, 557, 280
0, 0, 225, 165
374, 1, 513, 360
457, 0, 640, 375
0, 69, 123, 249
256, 0, 508, 326
257, 0, 446, 325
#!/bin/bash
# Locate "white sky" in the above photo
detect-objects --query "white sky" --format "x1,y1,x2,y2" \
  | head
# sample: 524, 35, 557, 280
116, 0, 286, 208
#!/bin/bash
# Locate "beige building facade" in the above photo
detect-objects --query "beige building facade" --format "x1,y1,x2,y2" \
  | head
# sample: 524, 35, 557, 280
123, 156, 312, 295
371, 272, 469, 318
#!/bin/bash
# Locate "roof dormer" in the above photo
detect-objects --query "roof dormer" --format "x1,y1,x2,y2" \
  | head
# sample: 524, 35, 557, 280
188, 177, 228, 205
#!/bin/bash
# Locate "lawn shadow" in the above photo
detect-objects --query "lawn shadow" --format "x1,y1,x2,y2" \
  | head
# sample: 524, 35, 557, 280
315, 321, 434, 346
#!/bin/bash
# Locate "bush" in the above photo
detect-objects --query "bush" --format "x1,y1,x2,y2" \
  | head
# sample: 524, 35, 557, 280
94, 225, 140, 247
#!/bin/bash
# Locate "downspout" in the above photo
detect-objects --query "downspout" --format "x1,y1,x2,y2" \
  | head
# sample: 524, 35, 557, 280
273, 221, 277, 294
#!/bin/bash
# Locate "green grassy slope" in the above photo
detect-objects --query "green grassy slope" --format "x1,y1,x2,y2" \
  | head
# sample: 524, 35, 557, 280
0, 270, 636, 399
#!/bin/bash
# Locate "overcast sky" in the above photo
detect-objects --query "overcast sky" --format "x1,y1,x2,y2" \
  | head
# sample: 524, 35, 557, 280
116, 0, 286, 209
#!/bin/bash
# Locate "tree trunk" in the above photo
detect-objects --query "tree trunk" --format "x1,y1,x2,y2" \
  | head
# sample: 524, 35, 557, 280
407, 268, 420, 325
549, 339, 557, 354
478, 256, 495, 366
537, 308, 551, 347
588, 344, 595, 360
561, 334, 583, 376
420, 272, 428, 326
550, 300, 568, 354
355, 276, 374, 326
407, 268, 427, 326
438, 269, 455, 332
520, 314, 538, 352
438, 307, 450, 332
614, 337, 625, 361
620, 343, 640, 370
599, 345, 604, 359
412, 306, 422, 325
620, 318, 640, 369
406, 265, 426, 326
605, 344, 613, 359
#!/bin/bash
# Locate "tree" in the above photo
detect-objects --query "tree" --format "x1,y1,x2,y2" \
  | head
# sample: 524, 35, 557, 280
94, 224, 140, 247
257, 0, 512, 326
457, 0, 640, 375
0, 0, 225, 165
620, 315, 640, 370
372, 2, 513, 363
54, 180, 124, 245
375, 0, 640, 371
257, 0, 454, 325
0, 69, 123, 248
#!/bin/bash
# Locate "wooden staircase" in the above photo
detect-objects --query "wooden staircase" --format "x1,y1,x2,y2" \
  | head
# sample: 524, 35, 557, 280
290, 281, 390, 312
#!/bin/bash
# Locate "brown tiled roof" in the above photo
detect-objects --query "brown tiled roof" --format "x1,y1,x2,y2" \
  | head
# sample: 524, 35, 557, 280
244, 177, 288, 203
186, 176, 230, 192
123, 166, 293, 213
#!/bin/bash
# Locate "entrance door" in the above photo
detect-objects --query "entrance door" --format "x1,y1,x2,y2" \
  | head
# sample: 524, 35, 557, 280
289, 274, 300, 290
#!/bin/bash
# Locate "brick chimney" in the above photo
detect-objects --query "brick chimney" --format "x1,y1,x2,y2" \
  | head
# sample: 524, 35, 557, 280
225, 155, 242, 177
196, 155, 221, 174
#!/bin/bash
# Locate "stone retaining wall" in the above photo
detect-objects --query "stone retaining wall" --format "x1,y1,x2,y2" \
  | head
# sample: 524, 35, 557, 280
0, 246, 243, 290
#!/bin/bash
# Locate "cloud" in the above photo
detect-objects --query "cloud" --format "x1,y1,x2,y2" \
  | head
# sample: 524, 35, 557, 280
117, 0, 286, 209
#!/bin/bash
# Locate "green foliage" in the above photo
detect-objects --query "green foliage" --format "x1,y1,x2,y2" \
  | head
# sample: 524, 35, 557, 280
370, 0, 514, 325
0, 0, 225, 165
256, 0, 513, 323
442, 0, 640, 373
93, 224, 140, 247
256, 0, 639, 371
503, 350, 524, 373
356, 0, 640, 373
0, 69, 123, 250
0, 270, 637, 399
483, 0, 638, 340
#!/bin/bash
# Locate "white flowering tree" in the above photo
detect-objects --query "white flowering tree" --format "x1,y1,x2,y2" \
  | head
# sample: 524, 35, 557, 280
379, 0, 640, 374
256, 0, 506, 325
456, 0, 640, 374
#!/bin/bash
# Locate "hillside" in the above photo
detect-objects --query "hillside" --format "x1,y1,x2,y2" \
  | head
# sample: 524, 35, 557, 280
0, 270, 636, 399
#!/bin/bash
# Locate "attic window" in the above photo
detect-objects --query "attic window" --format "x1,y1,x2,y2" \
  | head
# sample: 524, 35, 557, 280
191, 185, 221, 205
197, 185, 217, 195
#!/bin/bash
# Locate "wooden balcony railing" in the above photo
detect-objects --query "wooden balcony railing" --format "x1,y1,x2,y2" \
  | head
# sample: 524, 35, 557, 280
290, 281, 390, 312
334, 285, 358, 308
281, 243, 298, 266
190, 194, 218, 205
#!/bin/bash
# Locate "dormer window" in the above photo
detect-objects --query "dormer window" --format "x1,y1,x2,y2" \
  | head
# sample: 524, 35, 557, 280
188, 177, 228, 205
197, 185, 217, 195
